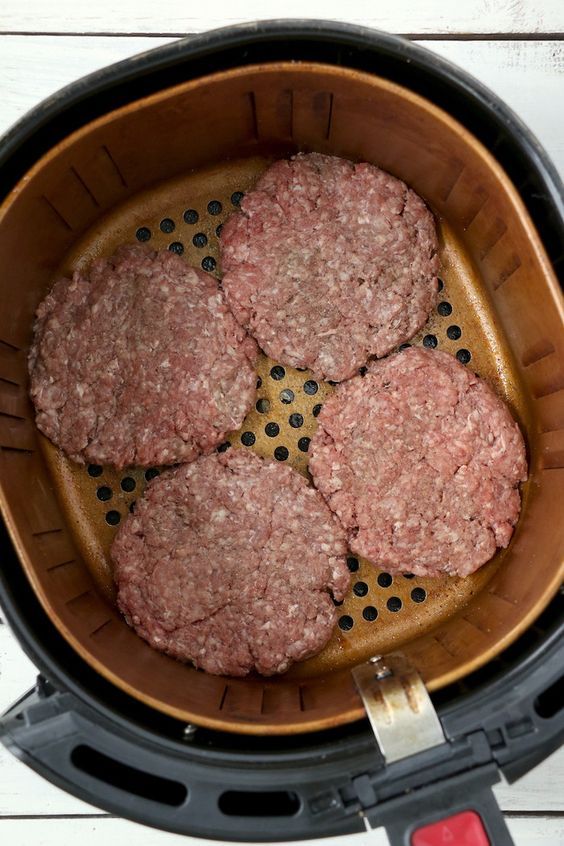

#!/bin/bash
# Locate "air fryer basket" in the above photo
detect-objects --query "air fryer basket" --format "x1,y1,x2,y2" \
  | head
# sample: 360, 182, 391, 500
0, 56, 562, 736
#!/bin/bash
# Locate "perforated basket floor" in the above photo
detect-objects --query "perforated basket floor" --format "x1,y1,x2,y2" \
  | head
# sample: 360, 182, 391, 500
41, 156, 529, 683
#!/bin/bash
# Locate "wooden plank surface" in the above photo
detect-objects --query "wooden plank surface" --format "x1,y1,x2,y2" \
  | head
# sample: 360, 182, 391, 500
0, 814, 563, 846
0, 35, 173, 136
1, 0, 563, 35
0, 37, 562, 176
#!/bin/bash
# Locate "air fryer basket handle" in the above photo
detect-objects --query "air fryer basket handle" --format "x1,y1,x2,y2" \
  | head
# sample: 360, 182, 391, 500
353, 654, 515, 844
371, 764, 515, 845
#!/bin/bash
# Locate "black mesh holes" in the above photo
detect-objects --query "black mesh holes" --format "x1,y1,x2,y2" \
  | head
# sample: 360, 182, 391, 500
387, 596, 402, 612
270, 366, 285, 381
160, 218, 175, 234
289, 413, 304, 428
120, 477, 136, 493
303, 380, 318, 395
347, 557, 359, 573
339, 615, 354, 631
265, 422, 280, 438
87, 464, 103, 477
168, 242, 184, 255
192, 233, 208, 248
447, 325, 462, 340
256, 398, 270, 414
96, 486, 112, 502
363, 606, 378, 622
279, 389, 294, 404
201, 256, 216, 272
411, 587, 427, 603
298, 437, 310, 453
135, 227, 151, 242
438, 301, 452, 317
183, 209, 199, 224
274, 446, 289, 461
423, 334, 438, 348
105, 510, 121, 526
353, 581, 368, 597
207, 200, 222, 216
377, 572, 392, 588
241, 432, 256, 447
456, 348, 472, 364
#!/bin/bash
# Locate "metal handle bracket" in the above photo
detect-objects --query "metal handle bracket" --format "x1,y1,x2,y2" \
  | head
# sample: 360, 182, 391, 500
352, 654, 446, 764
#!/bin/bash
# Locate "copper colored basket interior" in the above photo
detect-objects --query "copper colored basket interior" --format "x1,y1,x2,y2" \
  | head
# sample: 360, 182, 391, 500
0, 63, 563, 735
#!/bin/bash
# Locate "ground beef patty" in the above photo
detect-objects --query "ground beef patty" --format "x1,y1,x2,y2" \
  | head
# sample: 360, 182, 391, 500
309, 348, 527, 577
111, 449, 350, 676
29, 245, 258, 468
220, 153, 439, 382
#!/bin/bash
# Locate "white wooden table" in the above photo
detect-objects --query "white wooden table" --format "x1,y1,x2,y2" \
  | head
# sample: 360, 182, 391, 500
0, 2, 563, 844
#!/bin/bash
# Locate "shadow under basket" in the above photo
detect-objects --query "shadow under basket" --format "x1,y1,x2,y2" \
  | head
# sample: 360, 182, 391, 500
0, 62, 562, 736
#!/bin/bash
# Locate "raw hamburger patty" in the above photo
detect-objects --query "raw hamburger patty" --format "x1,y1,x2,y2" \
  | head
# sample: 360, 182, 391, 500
29, 245, 258, 468
220, 153, 439, 381
309, 348, 527, 577
111, 449, 350, 676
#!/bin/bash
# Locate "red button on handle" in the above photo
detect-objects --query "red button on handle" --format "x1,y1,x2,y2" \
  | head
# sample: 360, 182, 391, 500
412, 810, 490, 846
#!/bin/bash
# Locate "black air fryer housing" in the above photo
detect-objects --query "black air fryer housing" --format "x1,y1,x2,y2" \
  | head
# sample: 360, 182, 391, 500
0, 21, 563, 846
